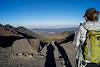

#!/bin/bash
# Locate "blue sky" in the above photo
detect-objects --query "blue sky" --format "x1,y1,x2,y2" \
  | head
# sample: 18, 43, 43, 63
0, 0, 100, 28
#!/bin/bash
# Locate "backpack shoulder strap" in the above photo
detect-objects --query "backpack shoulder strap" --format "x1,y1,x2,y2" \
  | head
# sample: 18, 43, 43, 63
80, 23, 89, 31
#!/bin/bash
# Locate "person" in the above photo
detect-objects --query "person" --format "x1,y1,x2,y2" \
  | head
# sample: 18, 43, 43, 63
74, 8, 100, 67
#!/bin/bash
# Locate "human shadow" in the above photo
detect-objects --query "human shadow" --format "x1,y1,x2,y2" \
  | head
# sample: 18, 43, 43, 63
45, 43, 56, 67
55, 41, 72, 67
38, 41, 47, 52
0, 36, 34, 48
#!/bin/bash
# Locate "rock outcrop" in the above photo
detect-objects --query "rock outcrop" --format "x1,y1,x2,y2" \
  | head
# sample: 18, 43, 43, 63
0, 24, 40, 58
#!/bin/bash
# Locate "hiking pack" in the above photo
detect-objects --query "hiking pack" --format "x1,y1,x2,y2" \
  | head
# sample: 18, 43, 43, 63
82, 24, 100, 63
76, 23, 100, 67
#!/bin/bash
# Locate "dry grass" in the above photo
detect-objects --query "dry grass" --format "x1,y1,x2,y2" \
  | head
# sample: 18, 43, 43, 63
40, 32, 70, 43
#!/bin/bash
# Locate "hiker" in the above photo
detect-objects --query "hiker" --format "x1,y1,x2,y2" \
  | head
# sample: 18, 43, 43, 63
74, 8, 100, 67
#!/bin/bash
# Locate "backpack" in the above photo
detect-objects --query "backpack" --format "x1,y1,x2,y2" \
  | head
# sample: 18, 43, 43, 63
82, 24, 100, 63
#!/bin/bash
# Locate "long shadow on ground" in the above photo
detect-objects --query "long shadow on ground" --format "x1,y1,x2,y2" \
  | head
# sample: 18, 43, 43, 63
45, 43, 56, 67
55, 41, 72, 67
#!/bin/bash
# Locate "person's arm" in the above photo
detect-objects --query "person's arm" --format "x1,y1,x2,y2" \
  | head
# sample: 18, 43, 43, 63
74, 27, 81, 50
74, 25, 87, 50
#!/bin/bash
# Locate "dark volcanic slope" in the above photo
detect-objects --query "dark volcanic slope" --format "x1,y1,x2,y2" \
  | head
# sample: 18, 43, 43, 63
0, 24, 40, 52
0, 24, 17, 36
17, 26, 39, 38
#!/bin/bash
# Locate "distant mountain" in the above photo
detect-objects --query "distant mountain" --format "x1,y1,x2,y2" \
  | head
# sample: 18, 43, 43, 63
30, 27, 77, 43
0, 24, 4, 28
31, 27, 77, 34
0, 24, 18, 36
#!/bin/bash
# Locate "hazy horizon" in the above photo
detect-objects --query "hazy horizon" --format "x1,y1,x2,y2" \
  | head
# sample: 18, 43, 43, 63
23, 24, 79, 29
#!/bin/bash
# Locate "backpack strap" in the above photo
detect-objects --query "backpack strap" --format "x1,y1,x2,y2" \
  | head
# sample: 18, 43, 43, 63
80, 23, 89, 31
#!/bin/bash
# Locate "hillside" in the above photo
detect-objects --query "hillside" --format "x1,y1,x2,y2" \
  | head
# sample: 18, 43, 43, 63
0, 24, 76, 67
0, 23, 40, 55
